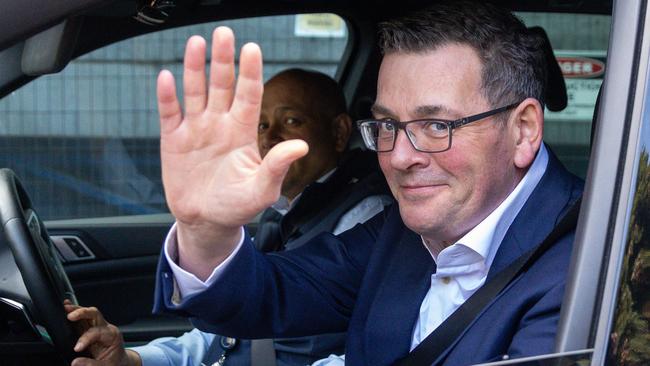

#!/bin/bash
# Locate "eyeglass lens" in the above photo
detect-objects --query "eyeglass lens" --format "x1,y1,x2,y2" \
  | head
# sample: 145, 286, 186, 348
361, 120, 450, 152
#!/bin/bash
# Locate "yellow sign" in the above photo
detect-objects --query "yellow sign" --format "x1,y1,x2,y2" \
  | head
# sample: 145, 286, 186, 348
295, 14, 346, 38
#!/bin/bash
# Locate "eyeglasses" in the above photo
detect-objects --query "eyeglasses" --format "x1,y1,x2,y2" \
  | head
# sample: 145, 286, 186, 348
356, 102, 521, 153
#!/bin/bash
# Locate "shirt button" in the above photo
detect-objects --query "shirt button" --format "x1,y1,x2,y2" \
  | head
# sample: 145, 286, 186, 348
441, 276, 451, 284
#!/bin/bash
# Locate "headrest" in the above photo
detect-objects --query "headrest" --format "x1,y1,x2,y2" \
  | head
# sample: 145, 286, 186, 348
528, 26, 567, 112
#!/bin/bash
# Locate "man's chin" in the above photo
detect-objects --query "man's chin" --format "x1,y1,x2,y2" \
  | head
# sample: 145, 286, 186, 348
398, 202, 445, 236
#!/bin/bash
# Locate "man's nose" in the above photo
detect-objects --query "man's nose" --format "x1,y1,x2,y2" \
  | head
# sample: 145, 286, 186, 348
389, 129, 429, 170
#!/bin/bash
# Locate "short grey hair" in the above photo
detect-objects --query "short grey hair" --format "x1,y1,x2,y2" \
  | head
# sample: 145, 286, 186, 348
378, 1, 547, 109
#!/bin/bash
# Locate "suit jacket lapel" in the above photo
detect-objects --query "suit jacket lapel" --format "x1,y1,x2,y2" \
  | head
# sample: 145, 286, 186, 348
488, 150, 577, 279
364, 227, 435, 365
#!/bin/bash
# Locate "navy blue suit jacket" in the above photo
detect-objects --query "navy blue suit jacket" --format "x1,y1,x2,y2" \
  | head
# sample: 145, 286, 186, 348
154, 151, 583, 365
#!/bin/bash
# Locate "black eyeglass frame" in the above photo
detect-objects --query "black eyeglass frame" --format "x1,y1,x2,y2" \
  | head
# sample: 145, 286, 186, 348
356, 101, 522, 153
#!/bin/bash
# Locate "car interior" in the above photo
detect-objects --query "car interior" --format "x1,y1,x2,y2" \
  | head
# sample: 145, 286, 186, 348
3, 0, 648, 365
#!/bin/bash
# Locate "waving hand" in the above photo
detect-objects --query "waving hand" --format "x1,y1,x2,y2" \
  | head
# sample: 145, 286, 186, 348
157, 27, 308, 279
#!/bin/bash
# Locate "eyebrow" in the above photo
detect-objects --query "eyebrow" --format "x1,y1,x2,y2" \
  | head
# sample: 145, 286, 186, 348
271, 106, 298, 117
414, 105, 458, 118
273, 106, 294, 113
370, 103, 460, 120
370, 104, 395, 118
259, 106, 294, 120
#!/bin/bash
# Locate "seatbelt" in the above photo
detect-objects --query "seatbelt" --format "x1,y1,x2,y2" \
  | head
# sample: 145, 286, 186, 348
251, 339, 277, 366
394, 198, 581, 366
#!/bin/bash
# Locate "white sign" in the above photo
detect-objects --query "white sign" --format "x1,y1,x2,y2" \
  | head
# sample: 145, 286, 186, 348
294, 14, 346, 38
546, 78, 603, 121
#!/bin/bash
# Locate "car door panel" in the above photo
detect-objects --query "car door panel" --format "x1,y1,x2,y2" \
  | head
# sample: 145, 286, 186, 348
47, 224, 193, 344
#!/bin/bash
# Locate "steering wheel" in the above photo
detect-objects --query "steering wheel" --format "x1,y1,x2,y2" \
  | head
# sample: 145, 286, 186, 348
0, 168, 83, 363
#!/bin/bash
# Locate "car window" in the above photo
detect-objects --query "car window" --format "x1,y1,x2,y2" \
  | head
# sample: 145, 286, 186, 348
0, 14, 349, 221
517, 12, 611, 179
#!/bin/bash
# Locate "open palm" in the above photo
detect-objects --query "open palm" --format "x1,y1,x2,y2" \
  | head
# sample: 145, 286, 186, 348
157, 27, 307, 276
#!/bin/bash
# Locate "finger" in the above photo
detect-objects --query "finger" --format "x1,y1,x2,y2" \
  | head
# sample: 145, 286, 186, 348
258, 139, 308, 197
71, 357, 101, 366
158, 70, 182, 134
229, 42, 263, 140
74, 323, 119, 352
74, 326, 105, 352
67, 307, 106, 325
183, 35, 208, 117
207, 27, 236, 113
64, 303, 81, 314
66, 305, 96, 336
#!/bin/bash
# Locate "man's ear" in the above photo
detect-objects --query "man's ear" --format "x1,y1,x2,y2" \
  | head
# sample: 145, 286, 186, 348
511, 97, 544, 169
332, 113, 353, 153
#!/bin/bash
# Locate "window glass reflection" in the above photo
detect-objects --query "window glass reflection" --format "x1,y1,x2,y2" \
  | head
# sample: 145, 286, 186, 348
607, 71, 650, 366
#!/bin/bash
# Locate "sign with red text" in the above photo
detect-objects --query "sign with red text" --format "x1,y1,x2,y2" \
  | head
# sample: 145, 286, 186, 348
546, 51, 607, 122
557, 56, 606, 78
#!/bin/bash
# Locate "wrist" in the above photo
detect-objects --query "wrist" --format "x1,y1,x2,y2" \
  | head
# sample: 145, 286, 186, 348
124, 349, 142, 366
175, 223, 242, 280
176, 221, 242, 253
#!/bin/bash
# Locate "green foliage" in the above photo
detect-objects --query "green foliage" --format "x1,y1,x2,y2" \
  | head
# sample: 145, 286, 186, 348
610, 149, 650, 365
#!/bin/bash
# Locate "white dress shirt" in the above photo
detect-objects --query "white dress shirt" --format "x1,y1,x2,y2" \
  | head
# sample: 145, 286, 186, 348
165, 145, 549, 365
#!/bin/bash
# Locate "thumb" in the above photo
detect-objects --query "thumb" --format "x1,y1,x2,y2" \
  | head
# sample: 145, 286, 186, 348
258, 139, 308, 197
71, 357, 101, 366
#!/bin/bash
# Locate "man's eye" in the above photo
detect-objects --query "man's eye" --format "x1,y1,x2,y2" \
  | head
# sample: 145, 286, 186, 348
285, 117, 301, 125
423, 121, 447, 133
258, 122, 269, 132
379, 122, 395, 132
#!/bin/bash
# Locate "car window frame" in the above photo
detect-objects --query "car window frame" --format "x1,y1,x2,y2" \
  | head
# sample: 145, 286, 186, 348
588, 0, 650, 363
472, 1, 650, 364
556, 0, 648, 361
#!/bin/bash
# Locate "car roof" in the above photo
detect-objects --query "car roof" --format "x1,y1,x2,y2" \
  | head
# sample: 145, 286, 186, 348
0, 0, 614, 102
0, 0, 613, 51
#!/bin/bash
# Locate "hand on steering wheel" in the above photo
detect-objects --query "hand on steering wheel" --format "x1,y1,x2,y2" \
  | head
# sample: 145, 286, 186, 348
65, 301, 141, 366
